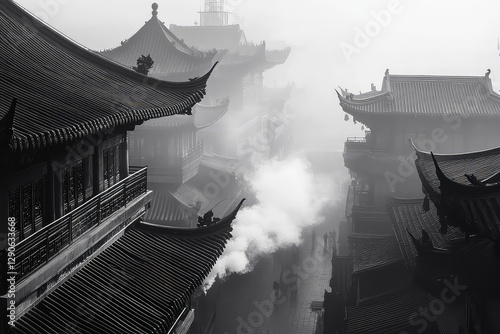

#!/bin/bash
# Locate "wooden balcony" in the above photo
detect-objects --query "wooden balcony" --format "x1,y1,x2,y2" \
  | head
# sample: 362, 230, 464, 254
345, 185, 372, 218
15, 167, 147, 284
343, 137, 395, 175
2, 167, 151, 301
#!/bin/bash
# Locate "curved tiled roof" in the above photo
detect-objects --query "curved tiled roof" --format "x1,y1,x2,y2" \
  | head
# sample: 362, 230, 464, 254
338, 71, 500, 118
349, 235, 402, 273
140, 100, 229, 129
414, 143, 500, 198
0, 0, 214, 153
143, 184, 197, 226
414, 145, 500, 234
11, 200, 245, 333
144, 164, 238, 225
387, 198, 464, 270
346, 289, 439, 334
99, 5, 216, 80
388, 199, 500, 296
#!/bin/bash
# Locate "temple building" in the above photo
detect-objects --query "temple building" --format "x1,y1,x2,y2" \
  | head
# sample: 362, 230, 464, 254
97, 3, 245, 228
170, 0, 292, 160
96, 3, 292, 228
127, 100, 241, 227
0, 0, 244, 332
325, 70, 500, 333
98, 3, 216, 82
339, 69, 500, 202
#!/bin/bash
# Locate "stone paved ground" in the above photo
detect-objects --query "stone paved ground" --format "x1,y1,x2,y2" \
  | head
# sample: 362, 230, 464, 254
210, 223, 334, 334
259, 227, 333, 334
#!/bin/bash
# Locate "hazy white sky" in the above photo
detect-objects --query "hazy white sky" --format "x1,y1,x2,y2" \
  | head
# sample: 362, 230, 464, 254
14, 0, 500, 150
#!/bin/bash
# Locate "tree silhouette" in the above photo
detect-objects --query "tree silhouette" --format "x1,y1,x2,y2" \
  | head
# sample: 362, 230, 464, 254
133, 54, 154, 76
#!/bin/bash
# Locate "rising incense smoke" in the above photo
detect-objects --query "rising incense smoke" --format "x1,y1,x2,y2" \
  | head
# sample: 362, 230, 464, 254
203, 153, 339, 290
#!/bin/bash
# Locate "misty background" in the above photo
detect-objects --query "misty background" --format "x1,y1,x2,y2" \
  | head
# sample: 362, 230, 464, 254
15, 0, 500, 152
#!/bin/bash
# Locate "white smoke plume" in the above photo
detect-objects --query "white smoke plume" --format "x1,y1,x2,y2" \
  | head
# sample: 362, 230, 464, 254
203, 153, 339, 290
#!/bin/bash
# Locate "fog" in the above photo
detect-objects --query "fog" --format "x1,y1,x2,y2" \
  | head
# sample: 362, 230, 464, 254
203, 153, 340, 290
14, 0, 500, 152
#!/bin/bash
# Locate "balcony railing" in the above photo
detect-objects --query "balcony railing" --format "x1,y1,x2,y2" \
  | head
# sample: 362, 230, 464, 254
344, 137, 392, 154
346, 137, 367, 143
13, 166, 148, 285
346, 184, 372, 218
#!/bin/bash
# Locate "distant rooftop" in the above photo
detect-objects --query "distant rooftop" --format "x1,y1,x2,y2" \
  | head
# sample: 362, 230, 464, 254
338, 69, 500, 118
350, 234, 402, 273
99, 3, 215, 80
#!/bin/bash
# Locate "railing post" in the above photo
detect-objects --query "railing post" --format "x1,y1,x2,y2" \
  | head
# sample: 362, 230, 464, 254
124, 181, 127, 208
45, 230, 49, 264
68, 214, 72, 242
97, 193, 101, 226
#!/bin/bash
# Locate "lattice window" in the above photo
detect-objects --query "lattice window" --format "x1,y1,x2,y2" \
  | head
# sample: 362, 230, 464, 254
75, 161, 84, 205
67, 166, 76, 212
115, 145, 121, 182
84, 155, 93, 198
103, 148, 109, 190
109, 148, 115, 186
22, 184, 33, 238
62, 161, 85, 214
62, 167, 69, 214
103, 144, 121, 188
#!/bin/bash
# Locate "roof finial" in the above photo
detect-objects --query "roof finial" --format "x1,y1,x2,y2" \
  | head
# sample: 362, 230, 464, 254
431, 152, 446, 181
152, 3, 158, 16
385, 69, 389, 76
486, 68, 491, 77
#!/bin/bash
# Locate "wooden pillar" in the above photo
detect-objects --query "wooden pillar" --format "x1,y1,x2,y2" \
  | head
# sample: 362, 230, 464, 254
46, 160, 56, 223
93, 142, 103, 195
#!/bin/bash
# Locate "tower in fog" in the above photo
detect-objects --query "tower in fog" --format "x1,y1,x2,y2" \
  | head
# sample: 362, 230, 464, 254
199, 0, 228, 26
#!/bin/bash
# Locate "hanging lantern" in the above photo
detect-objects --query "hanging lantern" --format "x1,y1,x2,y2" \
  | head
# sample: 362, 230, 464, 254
344, 114, 349, 121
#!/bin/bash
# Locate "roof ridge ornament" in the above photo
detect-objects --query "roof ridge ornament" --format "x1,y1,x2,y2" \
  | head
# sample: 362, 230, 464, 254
431, 152, 446, 182
486, 68, 491, 78
384, 68, 393, 101
152, 2, 158, 16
